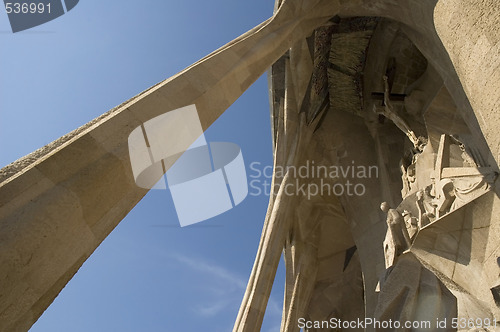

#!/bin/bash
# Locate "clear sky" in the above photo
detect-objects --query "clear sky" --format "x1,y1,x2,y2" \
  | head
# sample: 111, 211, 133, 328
0, 1, 285, 331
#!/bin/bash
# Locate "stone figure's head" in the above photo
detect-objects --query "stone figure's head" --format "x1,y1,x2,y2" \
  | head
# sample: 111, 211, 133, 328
380, 202, 390, 213
416, 190, 423, 200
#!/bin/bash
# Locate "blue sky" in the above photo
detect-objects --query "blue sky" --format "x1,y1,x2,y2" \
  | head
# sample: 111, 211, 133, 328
0, 1, 285, 331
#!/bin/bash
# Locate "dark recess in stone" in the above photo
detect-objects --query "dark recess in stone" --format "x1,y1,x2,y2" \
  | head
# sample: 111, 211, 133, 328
491, 285, 500, 307
343, 245, 357, 271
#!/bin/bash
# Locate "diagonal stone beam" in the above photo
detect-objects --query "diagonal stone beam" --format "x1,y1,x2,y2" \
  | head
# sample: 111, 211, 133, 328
0, 1, 345, 331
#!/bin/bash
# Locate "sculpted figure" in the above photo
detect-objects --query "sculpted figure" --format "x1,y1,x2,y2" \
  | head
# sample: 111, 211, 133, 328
434, 179, 456, 217
381, 202, 412, 269
416, 188, 436, 227
374, 76, 420, 149
402, 210, 419, 240
451, 175, 495, 211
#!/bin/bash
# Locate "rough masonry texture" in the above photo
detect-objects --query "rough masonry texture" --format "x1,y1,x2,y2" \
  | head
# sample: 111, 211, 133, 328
0, 0, 499, 331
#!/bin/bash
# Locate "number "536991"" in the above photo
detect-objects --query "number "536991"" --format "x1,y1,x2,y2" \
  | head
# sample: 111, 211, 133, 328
5, 2, 51, 14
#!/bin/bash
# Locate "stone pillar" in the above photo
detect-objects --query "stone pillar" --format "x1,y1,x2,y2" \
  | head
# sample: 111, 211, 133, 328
434, 0, 500, 167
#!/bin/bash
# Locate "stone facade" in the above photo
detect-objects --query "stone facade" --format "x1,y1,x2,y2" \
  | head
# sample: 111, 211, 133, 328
0, 0, 499, 331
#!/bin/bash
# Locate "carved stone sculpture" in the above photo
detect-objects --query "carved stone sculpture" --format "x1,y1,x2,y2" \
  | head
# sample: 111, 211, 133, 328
381, 202, 411, 269
374, 75, 419, 149
402, 210, 419, 240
